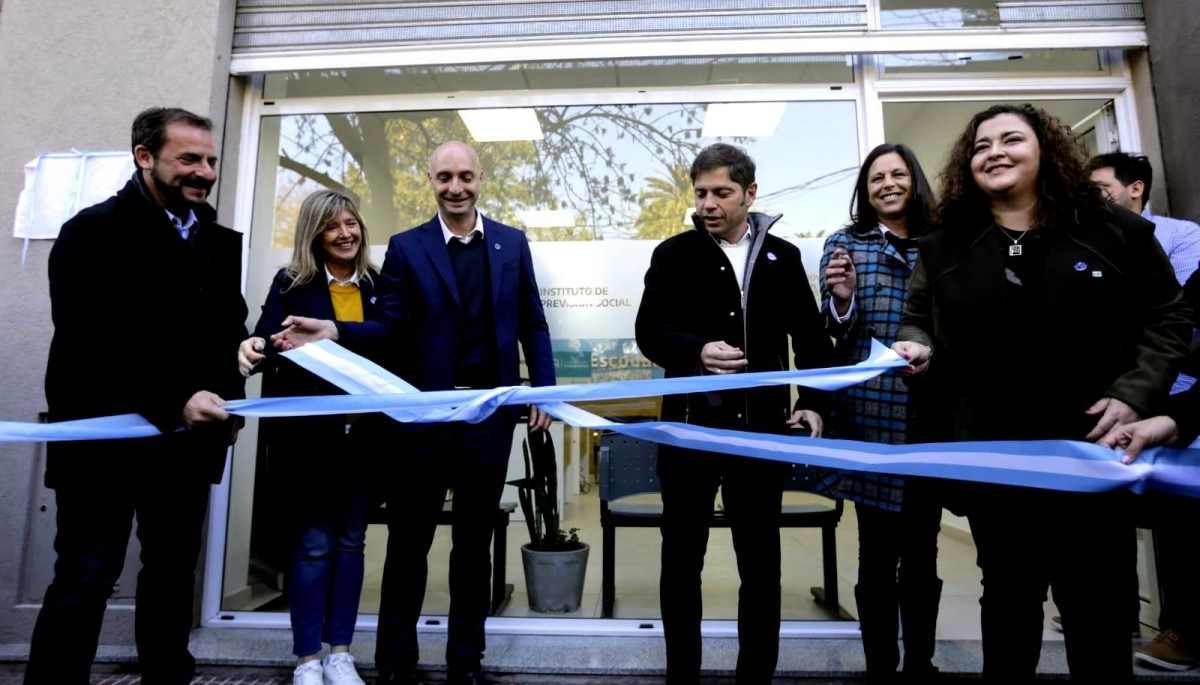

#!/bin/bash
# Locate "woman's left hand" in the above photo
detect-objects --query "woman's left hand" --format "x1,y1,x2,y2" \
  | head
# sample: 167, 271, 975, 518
1084, 396, 1140, 442
787, 409, 824, 437
1099, 415, 1179, 464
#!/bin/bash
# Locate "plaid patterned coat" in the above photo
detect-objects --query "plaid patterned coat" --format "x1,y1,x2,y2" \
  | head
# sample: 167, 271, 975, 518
814, 224, 920, 511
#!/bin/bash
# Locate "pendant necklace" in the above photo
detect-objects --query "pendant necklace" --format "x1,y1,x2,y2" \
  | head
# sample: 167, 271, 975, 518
997, 225, 1029, 256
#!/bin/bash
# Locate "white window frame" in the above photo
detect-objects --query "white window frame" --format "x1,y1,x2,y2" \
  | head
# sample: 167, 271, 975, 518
205, 33, 1145, 638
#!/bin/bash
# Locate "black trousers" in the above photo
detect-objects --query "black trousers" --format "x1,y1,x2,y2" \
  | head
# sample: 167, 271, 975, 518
855, 478, 943, 679
967, 485, 1133, 682
373, 414, 513, 677
658, 450, 787, 685
24, 477, 211, 685
1146, 494, 1200, 643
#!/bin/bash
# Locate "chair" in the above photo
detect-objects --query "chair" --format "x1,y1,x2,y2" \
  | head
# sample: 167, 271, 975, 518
598, 433, 846, 619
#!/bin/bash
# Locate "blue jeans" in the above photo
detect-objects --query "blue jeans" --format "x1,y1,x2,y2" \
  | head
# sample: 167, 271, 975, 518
288, 446, 369, 657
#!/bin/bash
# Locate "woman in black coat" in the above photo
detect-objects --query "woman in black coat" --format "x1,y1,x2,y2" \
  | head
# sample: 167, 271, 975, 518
893, 104, 1191, 682
238, 189, 379, 685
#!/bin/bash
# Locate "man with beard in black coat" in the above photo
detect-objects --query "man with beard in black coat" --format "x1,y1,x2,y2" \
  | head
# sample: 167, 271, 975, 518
26, 107, 247, 685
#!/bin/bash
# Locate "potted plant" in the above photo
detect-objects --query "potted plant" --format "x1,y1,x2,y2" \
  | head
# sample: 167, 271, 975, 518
507, 426, 589, 613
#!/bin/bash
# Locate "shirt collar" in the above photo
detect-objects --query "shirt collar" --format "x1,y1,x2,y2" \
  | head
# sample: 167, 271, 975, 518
1141, 207, 1153, 220
325, 265, 360, 286
165, 208, 197, 232
439, 210, 485, 244
718, 224, 753, 247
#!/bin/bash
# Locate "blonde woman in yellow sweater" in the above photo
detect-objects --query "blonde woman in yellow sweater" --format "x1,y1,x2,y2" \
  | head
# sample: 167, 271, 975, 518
237, 189, 379, 685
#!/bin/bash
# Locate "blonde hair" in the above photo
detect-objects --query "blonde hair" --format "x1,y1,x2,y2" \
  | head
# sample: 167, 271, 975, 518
283, 189, 374, 292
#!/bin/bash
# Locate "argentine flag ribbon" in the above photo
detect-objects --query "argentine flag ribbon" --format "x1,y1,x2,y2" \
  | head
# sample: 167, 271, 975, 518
3, 339, 1198, 498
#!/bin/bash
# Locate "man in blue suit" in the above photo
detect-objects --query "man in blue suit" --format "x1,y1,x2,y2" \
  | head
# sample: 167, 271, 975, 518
273, 140, 555, 685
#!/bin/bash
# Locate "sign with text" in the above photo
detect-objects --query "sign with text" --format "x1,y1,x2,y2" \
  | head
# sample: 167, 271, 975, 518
528, 236, 825, 384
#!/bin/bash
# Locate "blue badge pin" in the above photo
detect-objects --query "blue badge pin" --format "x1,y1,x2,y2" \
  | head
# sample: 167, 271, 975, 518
1073, 261, 1088, 271
767, 252, 777, 261
494, 242, 501, 250
370, 296, 377, 304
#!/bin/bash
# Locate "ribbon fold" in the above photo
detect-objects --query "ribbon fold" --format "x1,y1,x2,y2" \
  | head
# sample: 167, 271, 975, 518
4, 339, 1198, 499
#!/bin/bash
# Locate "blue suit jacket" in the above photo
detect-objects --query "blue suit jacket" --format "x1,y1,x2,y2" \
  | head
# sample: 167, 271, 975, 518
339, 214, 556, 394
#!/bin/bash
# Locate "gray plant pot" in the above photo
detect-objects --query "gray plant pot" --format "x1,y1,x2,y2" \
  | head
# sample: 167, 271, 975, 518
520, 542, 590, 613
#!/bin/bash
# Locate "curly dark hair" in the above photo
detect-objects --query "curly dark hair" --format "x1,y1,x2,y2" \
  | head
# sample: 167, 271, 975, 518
850, 143, 936, 238
935, 103, 1107, 233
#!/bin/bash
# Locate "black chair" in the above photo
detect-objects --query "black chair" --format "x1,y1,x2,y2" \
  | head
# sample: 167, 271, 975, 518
368, 501, 517, 616
598, 433, 847, 619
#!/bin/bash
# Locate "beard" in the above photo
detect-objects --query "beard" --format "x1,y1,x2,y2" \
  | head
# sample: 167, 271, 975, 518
150, 163, 213, 211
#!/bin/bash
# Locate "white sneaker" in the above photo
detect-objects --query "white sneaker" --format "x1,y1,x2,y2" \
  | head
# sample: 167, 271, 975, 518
293, 659, 324, 685
322, 652, 366, 685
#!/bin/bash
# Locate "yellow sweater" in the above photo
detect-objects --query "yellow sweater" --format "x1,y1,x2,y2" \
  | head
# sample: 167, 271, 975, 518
329, 282, 363, 323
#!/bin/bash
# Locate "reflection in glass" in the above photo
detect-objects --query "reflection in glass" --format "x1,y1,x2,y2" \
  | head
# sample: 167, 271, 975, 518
270, 102, 859, 248
879, 50, 1103, 76
263, 55, 854, 99
879, 0, 1000, 28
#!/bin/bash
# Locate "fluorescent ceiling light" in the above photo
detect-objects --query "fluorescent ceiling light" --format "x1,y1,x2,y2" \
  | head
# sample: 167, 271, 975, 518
519, 209, 576, 228
458, 108, 543, 142
701, 102, 787, 138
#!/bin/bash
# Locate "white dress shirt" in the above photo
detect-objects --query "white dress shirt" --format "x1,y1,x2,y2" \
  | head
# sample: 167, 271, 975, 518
439, 210, 485, 245
717, 225, 754, 295
325, 265, 360, 286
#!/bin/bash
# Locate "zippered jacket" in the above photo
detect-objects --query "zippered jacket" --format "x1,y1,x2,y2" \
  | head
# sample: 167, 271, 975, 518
636, 212, 834, 436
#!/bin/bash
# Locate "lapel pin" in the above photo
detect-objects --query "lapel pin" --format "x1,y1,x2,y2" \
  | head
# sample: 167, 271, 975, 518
766, 252, 777, 261
1074, 262, 1087, 271
1092, 270, 1103, 278
494, 242, 501, 250
370, 296, 377, 304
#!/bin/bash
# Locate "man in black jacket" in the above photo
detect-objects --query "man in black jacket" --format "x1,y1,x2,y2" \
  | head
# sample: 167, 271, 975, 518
26, 108, 247, 685
635, 143, 833, 685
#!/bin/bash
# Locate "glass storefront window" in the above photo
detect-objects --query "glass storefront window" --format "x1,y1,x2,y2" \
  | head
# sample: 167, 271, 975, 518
266, 101, 858, 248
879, 50, 1106, 76
263, 56, 855, 99
224, 96, 861, 621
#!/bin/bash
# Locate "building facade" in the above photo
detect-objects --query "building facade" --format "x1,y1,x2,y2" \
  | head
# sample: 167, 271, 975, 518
0, 0, 1196, 666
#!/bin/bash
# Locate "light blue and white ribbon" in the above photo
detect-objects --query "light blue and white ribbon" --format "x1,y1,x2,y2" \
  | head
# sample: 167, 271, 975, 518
0, 340, 902, 441
3, 339, 1199, 498
242, 339, 907, 423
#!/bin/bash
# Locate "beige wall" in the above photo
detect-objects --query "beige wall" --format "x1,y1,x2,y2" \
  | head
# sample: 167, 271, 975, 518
1145, 1, 1200, 223
1127, 49, 1170, 217
0, 0, 238, 643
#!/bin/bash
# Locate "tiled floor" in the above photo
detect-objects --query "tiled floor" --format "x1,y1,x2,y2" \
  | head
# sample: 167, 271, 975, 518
236, 487, 1071, 641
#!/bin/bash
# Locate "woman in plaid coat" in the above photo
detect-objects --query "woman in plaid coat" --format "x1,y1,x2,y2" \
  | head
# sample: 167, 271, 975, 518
817, 143, 942, 681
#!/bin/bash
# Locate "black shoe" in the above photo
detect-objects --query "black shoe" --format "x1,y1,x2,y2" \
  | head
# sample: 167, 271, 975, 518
447, 671, 490, 685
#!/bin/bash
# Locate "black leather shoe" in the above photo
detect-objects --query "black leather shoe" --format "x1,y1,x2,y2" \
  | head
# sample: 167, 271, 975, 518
446, 671, 490, 685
